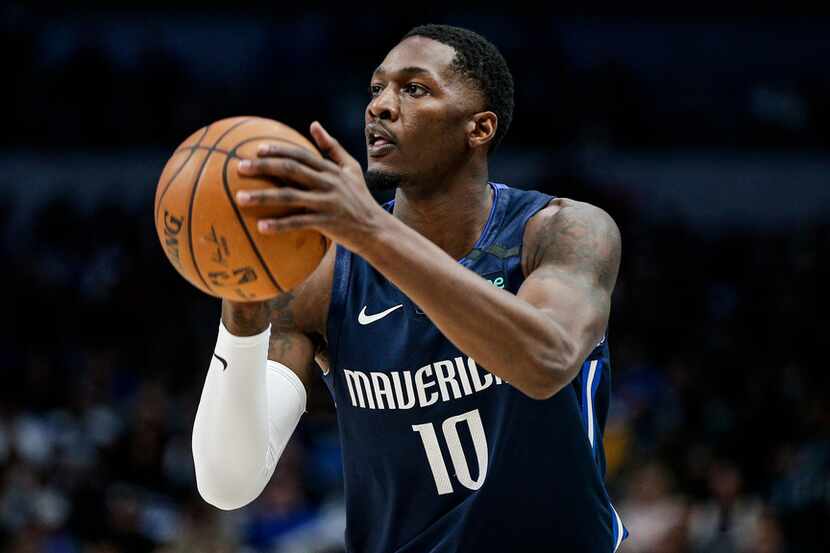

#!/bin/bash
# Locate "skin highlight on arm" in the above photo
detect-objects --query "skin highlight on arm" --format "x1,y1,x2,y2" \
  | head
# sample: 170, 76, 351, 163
515, 198, 622, 396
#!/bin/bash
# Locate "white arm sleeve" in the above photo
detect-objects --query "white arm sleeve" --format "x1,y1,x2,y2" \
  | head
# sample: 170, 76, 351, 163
192, 321, 307, 510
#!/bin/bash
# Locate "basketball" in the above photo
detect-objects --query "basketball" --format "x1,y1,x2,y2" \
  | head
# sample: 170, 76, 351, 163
154, 116, 330, 302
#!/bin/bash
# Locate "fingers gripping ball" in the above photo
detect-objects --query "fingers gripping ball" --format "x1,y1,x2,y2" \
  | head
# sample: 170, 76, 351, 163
154, 116, 330, 301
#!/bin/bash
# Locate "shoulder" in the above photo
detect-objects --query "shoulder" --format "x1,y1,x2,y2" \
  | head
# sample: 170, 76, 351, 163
524, 198, 620, 243
521, 198, 621, 285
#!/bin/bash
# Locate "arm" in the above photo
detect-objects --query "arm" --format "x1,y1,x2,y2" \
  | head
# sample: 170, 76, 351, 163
192, 249, 332, 509
231, 123, 619, 400
514, 200, 621, 394
221, 291, 318, 385
360, 200, 620, 399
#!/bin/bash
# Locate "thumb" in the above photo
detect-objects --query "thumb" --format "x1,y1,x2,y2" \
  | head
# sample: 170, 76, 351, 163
310, 121, 351, 167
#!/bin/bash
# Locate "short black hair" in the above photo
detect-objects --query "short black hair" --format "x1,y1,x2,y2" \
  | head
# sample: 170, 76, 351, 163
402, 24, 514, 153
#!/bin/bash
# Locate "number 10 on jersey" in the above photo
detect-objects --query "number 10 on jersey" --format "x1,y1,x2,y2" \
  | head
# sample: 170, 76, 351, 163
412, 409, 489, 495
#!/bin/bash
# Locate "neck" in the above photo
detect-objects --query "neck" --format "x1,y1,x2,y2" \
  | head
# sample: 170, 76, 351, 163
392, 166, 493, 261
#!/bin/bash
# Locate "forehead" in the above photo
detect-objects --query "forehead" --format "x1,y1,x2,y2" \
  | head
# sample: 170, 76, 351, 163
373, 36, 458, 82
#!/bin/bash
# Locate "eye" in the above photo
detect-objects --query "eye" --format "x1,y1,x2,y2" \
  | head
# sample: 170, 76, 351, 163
369, 84, 383, 97
403, 83, 428, 97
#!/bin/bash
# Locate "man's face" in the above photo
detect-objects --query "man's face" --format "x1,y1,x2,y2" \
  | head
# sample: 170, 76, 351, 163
365, 36, 481, 189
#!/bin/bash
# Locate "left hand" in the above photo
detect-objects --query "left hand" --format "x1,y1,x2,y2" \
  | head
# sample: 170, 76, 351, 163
235, 121, 390, 255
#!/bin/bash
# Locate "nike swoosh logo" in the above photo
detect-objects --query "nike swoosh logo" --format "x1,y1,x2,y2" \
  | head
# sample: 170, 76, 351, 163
213, 353, 228, 371
358, 304, 403, 325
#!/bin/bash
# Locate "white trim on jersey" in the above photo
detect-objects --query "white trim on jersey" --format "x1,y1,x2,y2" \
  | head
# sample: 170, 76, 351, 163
586, 360, 599, 449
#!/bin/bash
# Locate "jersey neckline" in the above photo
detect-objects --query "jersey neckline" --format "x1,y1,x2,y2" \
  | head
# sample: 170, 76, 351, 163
382, 181, 505, 266
457, 182, 503, 266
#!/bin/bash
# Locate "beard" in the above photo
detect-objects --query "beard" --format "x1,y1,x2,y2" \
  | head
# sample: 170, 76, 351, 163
365, 169, 402, 192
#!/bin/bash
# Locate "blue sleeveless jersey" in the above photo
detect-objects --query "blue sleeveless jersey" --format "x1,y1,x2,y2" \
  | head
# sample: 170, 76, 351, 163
323, 182, 627, 553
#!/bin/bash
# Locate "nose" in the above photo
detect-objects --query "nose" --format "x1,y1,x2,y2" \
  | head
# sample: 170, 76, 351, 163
367, 86, 399, 121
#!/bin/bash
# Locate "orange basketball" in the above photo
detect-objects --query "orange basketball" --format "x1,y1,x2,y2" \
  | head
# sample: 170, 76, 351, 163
154, 116, 330, 302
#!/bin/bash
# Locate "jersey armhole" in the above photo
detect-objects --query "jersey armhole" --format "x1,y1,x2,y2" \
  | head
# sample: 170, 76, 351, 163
325, 244, 353, 375
518, 194, 557, 278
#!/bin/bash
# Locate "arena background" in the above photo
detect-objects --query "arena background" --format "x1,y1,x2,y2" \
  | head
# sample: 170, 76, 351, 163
3, 7, 828, 553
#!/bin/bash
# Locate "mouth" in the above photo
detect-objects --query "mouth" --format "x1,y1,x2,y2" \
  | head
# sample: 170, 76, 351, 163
368, 140, 396, 158
366, 125, 397, 158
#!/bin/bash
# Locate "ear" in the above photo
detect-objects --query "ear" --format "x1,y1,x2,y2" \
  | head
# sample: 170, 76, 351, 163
467, 111, 498, 150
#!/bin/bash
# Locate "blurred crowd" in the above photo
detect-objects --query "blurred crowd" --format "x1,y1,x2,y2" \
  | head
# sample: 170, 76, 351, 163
0, 168, 826, 552
2, 6, 829, 553
0, 191, 349, 553
4, 10, 830, 157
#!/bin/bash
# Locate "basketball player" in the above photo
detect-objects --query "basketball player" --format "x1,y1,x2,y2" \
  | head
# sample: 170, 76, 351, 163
192, 24, 627, 552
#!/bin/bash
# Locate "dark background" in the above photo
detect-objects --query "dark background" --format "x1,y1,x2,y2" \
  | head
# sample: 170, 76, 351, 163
2, 6, 828, 553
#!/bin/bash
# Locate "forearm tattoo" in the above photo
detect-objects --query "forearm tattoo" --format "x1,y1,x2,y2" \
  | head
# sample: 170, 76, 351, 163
268, 292, 298, 359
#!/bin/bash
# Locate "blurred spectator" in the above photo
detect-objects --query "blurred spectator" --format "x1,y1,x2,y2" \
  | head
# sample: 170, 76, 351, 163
620, 463, 688, 553
687, 461, 763, 553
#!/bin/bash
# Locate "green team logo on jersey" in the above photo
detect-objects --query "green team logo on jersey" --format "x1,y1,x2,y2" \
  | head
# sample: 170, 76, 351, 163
483, 272, 506, 289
